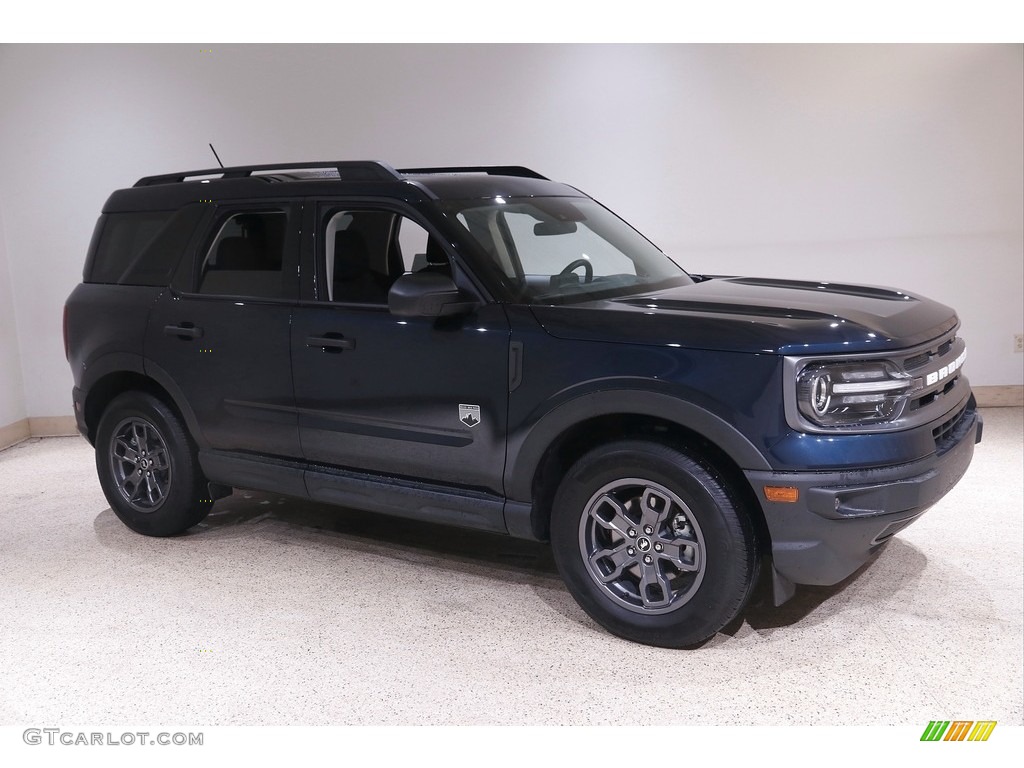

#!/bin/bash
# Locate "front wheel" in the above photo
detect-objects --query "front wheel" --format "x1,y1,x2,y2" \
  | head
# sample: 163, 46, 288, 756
95, 391, 212, 536
551, 440, 759, 648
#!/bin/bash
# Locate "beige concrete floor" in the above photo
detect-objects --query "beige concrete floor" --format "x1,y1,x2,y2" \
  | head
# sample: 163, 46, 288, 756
0, 408, 1021, 725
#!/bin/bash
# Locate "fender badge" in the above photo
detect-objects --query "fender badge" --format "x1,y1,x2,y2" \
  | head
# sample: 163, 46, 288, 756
459, 404, 481, 428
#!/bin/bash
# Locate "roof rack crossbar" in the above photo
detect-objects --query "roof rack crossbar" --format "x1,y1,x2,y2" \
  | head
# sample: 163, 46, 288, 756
397, 165, 549, 181
134, 161, 402, 187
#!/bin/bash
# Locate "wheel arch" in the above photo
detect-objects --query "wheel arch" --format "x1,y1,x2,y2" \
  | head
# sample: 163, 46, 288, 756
82, 365, 203, 449
505, 390, 771, 546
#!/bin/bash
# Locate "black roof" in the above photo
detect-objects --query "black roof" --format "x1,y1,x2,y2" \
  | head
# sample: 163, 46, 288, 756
104, 161, 582, 212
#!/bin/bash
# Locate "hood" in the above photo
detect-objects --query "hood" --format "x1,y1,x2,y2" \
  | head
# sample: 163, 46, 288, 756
529, 277, 959, 355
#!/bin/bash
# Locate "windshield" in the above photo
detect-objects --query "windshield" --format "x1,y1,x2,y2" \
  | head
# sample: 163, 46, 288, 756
441, 197, 692, 304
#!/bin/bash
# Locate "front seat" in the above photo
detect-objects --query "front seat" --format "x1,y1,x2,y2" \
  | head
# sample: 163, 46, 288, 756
333, 230, 384, 303
418, 236, 452, 276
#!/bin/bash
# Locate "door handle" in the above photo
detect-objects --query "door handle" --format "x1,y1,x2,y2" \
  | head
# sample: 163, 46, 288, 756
306, 334, 356, 352
164, 323, 203, 340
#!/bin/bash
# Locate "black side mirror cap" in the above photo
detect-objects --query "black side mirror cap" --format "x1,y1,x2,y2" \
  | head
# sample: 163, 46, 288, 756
388, 272, 480, 318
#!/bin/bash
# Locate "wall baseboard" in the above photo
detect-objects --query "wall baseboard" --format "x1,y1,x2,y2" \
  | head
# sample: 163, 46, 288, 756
0, 418, 32, 451
1, 416, 78, 451
28, 415, 79, 437
974, 385, 1024, 408
3, 391, 1021, 453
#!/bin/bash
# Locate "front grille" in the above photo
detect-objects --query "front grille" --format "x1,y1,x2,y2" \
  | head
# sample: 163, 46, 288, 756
933, 403, 971, 454
903, 334, 966, 417
903, 351, 930, 369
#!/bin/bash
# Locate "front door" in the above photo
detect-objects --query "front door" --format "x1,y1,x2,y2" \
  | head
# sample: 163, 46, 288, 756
290, 203, 509, 493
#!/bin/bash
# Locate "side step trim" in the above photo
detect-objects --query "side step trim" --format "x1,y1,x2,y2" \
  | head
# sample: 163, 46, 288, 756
199, 450, 508, 535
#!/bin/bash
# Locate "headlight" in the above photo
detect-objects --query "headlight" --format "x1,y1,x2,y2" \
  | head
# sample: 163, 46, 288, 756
796, 361, 922, 427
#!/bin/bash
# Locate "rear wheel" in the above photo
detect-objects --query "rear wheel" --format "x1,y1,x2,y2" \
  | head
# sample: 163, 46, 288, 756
95, 392, 212, 536
551, 440, 759, 647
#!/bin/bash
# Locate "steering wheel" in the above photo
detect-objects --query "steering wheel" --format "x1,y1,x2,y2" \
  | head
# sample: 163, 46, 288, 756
558, 258, 594, 283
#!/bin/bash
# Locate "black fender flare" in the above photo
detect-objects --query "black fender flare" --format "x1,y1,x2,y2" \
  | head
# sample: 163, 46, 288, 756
504, 386, 771, 504
79, 354, 208, 450
80, 352, 146, 391
78, 352, 146, 438
142, 358, 210, 449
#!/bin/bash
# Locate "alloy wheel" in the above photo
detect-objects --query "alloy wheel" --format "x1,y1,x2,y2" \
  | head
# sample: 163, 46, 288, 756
109, 417, 172, 513
578, 478, 706, 615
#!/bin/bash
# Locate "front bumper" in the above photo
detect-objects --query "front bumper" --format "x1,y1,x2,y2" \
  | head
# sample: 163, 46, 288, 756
745, 405, 982, 601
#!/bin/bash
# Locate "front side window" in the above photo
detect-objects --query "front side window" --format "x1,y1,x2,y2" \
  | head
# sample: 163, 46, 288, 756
320, 208, 448, 304
444, 197, 692, 304
198, 209, 289, 298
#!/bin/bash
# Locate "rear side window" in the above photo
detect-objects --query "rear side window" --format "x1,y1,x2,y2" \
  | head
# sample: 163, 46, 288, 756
197, 209, 290, 299
86, 206, 204, 286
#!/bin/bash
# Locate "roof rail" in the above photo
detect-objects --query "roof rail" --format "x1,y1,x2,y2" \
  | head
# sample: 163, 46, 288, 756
397, 165, 549, 180
133, 161, 402, 187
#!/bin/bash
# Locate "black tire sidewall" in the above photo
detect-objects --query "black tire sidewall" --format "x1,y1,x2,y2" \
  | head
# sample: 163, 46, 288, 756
551, 440, 755, 648
95, 392, 209, 537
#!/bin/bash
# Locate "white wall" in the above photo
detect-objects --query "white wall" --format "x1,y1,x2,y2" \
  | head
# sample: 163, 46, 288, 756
0, 44, 1020, 420
0, 200, 26, 427
0, 45, 25, 430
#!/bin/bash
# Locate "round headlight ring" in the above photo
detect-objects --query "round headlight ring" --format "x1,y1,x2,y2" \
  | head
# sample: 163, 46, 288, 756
810, 371, 831, 416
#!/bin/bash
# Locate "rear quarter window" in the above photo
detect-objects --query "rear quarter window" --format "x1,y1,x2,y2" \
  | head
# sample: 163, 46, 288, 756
86, 206, 205, 286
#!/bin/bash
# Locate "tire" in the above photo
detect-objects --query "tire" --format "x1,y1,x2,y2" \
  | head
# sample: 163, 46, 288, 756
95, 391, 212, 537
550, 440, 759, 648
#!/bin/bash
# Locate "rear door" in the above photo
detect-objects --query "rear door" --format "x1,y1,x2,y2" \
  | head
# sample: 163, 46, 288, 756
145, 201, 301, 458
290, 201, 510, 493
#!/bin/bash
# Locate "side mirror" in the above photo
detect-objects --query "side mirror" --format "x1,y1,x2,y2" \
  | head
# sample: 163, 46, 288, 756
388, 272, 480, 318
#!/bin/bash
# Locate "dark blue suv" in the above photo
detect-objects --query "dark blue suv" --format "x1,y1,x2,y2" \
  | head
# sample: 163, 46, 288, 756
64, 162, 982, 647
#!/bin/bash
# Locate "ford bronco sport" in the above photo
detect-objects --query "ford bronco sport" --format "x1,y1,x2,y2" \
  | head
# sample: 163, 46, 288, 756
64, 161, 983, 647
